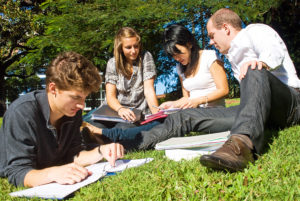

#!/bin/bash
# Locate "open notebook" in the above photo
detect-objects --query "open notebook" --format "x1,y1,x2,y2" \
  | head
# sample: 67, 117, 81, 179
10, 158, 153, 199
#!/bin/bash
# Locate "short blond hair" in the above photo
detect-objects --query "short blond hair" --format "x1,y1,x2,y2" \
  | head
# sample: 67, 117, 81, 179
46, 51, 101, 93
210, 8, 242, 30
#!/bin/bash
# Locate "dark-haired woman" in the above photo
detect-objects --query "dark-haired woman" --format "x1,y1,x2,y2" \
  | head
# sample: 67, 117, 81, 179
160, 24, 228, 109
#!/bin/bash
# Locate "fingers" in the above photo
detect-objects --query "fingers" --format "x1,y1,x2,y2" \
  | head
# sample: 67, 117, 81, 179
100, 143, 124, 167
250, 60, 257, 70
69, 163, 89, 181
239, 63, 248, 80
119, 108, 136, 121
109, 144, 117, 167
257, 61, 263, 70
159, 102, 172, 109
56, 163, 89, 185
117, 143, 124, 158
240, 60, 264, 80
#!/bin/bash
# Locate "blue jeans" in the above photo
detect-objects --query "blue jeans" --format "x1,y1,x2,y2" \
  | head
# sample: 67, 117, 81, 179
121, 68, 300, 153
102, 121, 161, 142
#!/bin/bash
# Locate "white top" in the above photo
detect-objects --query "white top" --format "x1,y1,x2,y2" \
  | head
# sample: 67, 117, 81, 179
177, 50, 225, 107
226, 23, 300, 88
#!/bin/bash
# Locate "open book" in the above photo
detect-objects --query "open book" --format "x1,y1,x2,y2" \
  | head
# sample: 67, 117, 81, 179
91, 104, 142, 123
10, 158, 153, 199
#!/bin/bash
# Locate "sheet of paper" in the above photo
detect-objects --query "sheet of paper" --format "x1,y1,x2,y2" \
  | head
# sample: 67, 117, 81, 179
165, 145, 223, 161
10, 158, 154, 199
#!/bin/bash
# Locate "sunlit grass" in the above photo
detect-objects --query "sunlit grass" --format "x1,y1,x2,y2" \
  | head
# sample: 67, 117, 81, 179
1, 99, 299, 200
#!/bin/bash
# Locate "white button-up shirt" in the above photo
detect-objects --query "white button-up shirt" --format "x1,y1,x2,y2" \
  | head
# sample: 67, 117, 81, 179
226, 23, 300, 88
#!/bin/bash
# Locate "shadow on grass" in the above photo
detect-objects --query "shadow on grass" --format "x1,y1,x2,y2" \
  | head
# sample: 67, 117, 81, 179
257, 129, 279, 155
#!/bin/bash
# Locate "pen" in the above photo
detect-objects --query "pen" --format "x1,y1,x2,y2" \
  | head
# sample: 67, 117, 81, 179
152, 105, 164, 111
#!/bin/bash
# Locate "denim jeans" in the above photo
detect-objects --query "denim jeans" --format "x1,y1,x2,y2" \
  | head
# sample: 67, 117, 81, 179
121, 68, 300, 153
102, 121, 161, 142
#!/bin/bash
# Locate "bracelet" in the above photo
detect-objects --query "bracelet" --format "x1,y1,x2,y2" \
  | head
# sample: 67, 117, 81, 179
204, 96, 208, 108
117, 106, 125, 113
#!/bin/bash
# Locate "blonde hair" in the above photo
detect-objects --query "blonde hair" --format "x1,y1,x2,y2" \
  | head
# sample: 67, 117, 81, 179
46, 51, 101, 93
210, 8, 242, 30
113, 27, 142, 78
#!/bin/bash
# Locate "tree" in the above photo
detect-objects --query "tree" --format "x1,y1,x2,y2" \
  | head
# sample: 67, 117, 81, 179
22, 0, 187, 107
2, 0, 298, 114
0, 0, 43, 116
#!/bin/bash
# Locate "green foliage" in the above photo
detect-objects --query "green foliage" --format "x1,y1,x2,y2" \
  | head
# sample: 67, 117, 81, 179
1, 124, 299, 200
1, 0, 299, 108
0, 0, 43, 115
25, 0, 186, 72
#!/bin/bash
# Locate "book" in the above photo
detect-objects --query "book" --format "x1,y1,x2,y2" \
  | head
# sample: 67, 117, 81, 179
165, 145, 223, 161
9, 158, 153, 199
140, 113, 168, 125
91, 104, 142, 123
155, 131, 230, 150
140, 108, 181, 125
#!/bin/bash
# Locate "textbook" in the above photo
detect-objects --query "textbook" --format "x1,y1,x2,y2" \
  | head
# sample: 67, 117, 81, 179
155, 131, 230, 150
9, 158, 153, 199
91, 104, 142, 123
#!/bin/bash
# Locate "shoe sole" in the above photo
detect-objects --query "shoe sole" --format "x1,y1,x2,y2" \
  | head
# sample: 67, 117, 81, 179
200, 155, 244, 172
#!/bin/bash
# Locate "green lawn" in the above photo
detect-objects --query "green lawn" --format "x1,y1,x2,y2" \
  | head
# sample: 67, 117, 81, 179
1, 100, 300, 200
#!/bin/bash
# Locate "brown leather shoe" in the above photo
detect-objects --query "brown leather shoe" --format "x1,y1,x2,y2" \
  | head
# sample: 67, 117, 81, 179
200, 135, 255, 172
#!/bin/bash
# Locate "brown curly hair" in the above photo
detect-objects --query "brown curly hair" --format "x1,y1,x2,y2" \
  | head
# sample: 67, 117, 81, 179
46, 51, 101, 93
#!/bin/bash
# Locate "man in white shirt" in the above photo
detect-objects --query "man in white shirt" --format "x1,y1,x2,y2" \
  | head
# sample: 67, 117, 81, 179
121, 8, 299, 172
200, 8, 300, 171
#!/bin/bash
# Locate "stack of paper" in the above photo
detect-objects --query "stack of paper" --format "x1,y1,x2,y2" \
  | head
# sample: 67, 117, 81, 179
155, 131, 230, 161
165, 145, 223, 161
155, 131, 230, 150
9, 158, 153, 199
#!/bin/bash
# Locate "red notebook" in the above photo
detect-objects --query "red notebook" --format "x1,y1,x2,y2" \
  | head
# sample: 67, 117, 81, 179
140, 114, 168, 125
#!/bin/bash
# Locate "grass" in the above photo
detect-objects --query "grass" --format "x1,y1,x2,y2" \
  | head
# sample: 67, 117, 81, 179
1, 99, 300, 200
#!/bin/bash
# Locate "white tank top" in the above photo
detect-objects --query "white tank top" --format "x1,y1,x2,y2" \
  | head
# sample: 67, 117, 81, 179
177, 50, 225, 107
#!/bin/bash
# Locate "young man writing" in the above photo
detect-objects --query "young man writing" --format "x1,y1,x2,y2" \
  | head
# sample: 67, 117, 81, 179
0, 52, 124, 187
122, 8, 300, 172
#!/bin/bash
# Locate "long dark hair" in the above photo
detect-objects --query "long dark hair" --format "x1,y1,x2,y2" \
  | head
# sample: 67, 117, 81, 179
163, 24, 201, 76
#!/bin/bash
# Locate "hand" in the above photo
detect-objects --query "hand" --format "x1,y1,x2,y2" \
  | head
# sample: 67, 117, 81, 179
159, 101, 174, 109
49, 163, 91, 185
173, 97, 195, 109
118, 107, 136, 122
239, 60, 264, 80
100, 143, 124, 167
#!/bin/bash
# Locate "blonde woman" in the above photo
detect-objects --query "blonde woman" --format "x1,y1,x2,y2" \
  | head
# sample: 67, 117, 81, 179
83, 27, 159, 140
